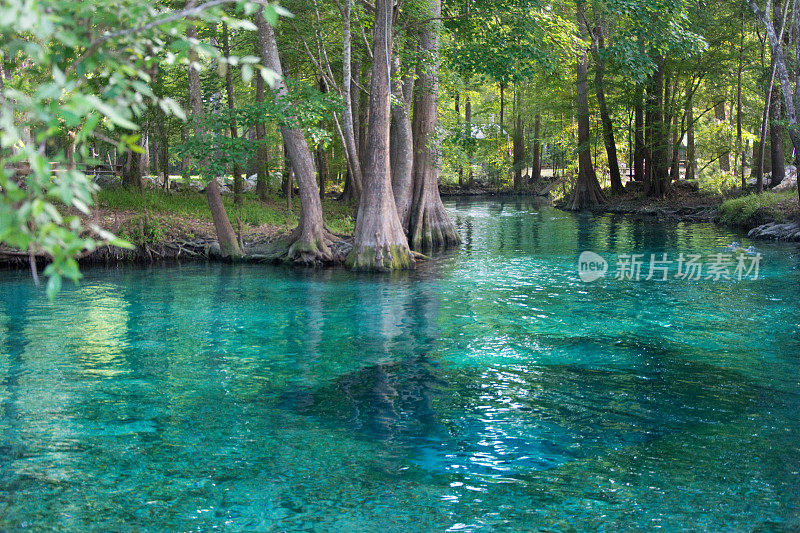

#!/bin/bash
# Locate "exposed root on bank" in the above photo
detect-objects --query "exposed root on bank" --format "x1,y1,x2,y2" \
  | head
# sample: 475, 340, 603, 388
248, 226, 350, 265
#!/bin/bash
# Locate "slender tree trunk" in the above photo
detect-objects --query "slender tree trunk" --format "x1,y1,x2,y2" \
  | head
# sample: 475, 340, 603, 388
159, 120, 169, 190
141, 126, 150, 176
669, 112, 680, 180
715, 101, 731, 172
686, 96, 696, 180
407, 0, 461, 250
180, 122, 189, 181
466, 91, 474, 186
316, 77, 329, 199
590, 15, 623, 194
339, 0, 363, 201
532, 114, 542, 182
456, 92, 463, 187
645, 57, 668, 197
316, 146, 328, 198
281, 142, 292, 198
122, 138, 144, 191
283, 143, 293, 222
737, 9, 745, 188
513, 106, 524, 190
499, 83, 505, 137
754, 0, 791, 191
770, 84, 785, 187
634, 85, 645, 182
390, 55, 415, 227
222, 23, 243, 207
358, 65, 370, 173
663, 70, 675, 187
346, 0, 413, 269
256, 10, 333, 263
185, 1, 240, 258
254, 42, 270, 201
206, 179, 241, 258
570, 0, 606, 209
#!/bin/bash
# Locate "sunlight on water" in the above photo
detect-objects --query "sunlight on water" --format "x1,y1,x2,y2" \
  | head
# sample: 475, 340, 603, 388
1, 198, 799, 530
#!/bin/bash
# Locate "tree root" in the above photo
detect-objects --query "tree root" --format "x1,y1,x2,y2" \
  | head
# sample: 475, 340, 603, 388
345, 243, 414, 271
409, 202, 461, 252
252, 227, 346, 266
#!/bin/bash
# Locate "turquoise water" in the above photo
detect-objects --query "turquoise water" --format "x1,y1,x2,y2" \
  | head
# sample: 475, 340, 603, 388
1, 198, 799, 531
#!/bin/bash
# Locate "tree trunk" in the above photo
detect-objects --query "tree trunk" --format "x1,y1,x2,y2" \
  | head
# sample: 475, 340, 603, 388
669, 112, 680, 180
499, 83, 505, 136
466, 91, 474, 186
206, 179, 241, 258
141, 127, 150, 176
590, 16, 623, 194
645, 58, 668, 197
316, 145, 328, 198
513, 108, 524, 190
770, 84, 785, 187
254, 43, 270, 201
222, 23, 244, 207
737, 10, 745, 188
186, 1, 240, 257
456, 92, 463, 187
715, 101, 731, 172
570, 0, 606, 209
256, 10, 333, 263
283, 143, 293, 223
339, 0, 363, 201
317, 77, 329, 199
634, 85, 645, 182
663, 70, 675, 187
532, 114, 542, 182
122, 139, 143, 191
358, 64, 370, 173
346, 0, 413, 270
150, 65, 170, 191
407, 0, 461, 250
159, 120, 169, 190
686, 96, 696, 180
390, 55, 415, 227
180, 121, 189, 181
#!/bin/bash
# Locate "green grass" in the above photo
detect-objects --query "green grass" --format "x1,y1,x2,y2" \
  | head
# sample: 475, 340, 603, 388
96, 189, 357, 236
717, 189, 800, 228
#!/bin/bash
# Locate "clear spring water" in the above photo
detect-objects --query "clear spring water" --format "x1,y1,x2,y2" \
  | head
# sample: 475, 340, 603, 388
1, 198, 799, 531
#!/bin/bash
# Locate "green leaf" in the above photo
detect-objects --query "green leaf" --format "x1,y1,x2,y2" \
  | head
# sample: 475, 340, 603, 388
46, 274, 62, 301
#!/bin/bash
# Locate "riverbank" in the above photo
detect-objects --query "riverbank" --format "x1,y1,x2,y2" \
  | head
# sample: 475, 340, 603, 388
556, 184, 800, 242
0, 189, 358, 270
3, 186, 799, 273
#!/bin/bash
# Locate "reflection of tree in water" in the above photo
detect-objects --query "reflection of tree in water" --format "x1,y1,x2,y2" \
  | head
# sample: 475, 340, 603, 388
302, 356, 445, 441
288, 279, 448, 443
0, 284, 30, 461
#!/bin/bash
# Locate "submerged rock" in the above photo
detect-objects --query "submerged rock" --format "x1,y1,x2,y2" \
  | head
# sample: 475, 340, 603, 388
747, 220, 800, 241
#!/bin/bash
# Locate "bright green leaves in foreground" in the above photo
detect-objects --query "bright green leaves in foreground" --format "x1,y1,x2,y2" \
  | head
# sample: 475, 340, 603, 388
0, 0, 277, 297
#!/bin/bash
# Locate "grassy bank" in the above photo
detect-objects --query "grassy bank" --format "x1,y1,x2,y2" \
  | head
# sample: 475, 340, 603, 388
95, 189, 357, 245
717, 190, 800, 228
